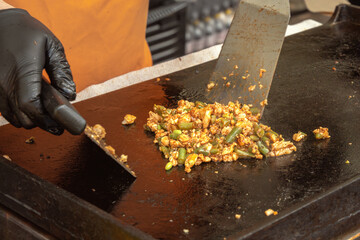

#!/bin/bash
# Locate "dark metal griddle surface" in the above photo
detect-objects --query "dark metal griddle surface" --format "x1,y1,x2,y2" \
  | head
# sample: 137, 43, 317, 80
0, 5, 360, 240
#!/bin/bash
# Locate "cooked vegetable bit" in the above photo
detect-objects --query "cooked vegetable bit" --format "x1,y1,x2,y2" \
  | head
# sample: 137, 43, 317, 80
145, 100, 296, 173
122, 114, 136, 125
293, 131, 307, 142
313, 127, 330, 140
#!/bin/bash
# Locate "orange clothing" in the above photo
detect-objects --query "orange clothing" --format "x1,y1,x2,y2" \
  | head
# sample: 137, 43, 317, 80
5, 0, 152, 92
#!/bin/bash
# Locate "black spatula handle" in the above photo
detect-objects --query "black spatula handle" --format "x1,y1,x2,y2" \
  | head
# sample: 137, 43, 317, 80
41, 81, 86, 135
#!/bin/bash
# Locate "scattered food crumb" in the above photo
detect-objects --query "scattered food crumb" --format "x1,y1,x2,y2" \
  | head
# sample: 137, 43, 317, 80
122, 114, 136, 125
182, 177, 185, 181
242, 76, 247, 80
169, 219, 173, 222
214, 171, 218, 174
349, 143, 352, 145
91, 188, 96, 192
260, 99, 268, 107
169, 179, 173, 183
119, 154, 128, 162
165, 78, 171, 81
209, 222, 212, 226
91, 124, 107, 139
2, 155, 11, 161
248, 85, 256, 92
222, 77, 227, 80
345, 160, 350, 164
25, 136, 35, 144
265, 209, 276, 216
235, 214, 241, 219
313, 127, 330, 140
259, 83, 263, 89
332, 67, 336, 71
292, 131, 307, 142
156, 77, 160, 82
259, 68, 266, 78
183, 229, 189, 234
207, 82, 215, 90
105, 145, 116, 155
234, 65, 238, 69
349, 95, 353, 99
335, 61, 339, 64
226, 82, 231, 87
229, 71, 234, 76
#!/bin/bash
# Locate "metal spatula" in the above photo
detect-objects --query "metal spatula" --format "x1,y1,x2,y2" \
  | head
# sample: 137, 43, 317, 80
206, 0, 290, 116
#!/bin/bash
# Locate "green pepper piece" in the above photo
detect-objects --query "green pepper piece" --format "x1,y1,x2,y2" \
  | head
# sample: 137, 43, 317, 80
219, 118, 230, 127
178, 122, 194, 130
250, 135, 260, 142
225, 126, 242, 143
261, 136, 270, 147
257, 141, 269, 156
178, 148, 186, 164
160, 146, 170, 157
170, 129, 182, 139
210, 148, 219, 154
254, 124, 265, 138
234, 148, 255, 158
159, 123, 168, 130
165, 162, 173, 171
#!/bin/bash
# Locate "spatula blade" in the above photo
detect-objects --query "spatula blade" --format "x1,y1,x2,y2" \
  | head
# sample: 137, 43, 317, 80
206, 0, 290, 116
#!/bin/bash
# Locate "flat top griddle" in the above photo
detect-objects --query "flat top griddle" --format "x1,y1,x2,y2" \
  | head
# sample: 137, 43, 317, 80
0, 5, 360, 240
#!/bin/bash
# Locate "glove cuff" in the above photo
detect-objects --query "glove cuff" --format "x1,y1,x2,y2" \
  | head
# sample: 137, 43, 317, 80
0, 8, 29, 16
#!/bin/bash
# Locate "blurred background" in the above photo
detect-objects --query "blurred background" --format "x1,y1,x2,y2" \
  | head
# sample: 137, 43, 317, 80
146, 0, 359, 64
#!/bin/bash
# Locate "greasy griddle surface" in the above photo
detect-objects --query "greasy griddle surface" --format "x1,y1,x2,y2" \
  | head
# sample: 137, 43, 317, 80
1, 10, 360, 240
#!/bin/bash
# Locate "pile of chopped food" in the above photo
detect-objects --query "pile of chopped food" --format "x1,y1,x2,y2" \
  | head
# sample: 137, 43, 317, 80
145, 100, 297, 173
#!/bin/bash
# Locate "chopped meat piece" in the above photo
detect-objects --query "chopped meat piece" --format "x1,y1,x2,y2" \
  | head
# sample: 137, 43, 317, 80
248, 85, 256, 92
207, 82, 215, 90
92, 124, 106, 139
122, 114, 136, 125
313, 127, 330, 139
105, 145, 116, 155
265, 209, 277, 216
260, 99, 268, 107
292, 131, 307, 142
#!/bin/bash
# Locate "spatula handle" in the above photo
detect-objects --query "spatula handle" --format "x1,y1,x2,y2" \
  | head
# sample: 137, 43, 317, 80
41, 81, 86, 135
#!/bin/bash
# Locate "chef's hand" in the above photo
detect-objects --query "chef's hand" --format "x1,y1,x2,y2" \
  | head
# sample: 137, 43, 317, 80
0, 9, 76, 135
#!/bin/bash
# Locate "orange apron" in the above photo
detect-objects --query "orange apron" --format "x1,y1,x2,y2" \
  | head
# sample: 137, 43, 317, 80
5, 0, 152, 92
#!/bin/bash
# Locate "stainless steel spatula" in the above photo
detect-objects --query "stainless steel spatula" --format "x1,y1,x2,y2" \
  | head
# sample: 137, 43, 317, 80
206, 0, 290, 116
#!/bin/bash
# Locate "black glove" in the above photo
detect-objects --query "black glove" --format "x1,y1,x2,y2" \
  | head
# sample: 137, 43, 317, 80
0, 9, 76, 135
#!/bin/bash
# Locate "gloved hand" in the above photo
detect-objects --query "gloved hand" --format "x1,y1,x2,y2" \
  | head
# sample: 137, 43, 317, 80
0, 9, 76, 135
